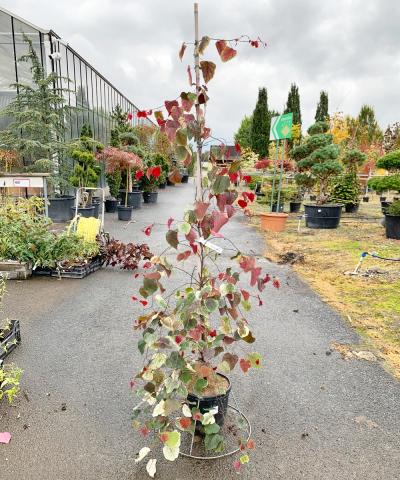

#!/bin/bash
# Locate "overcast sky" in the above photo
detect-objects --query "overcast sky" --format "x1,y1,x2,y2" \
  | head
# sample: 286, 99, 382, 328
3, 0, 400, 141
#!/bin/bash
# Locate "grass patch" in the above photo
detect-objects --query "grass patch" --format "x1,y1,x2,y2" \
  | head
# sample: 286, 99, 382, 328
251, 195, 400, 378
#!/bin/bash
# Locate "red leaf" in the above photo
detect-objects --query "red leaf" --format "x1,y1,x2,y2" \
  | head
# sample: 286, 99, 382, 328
273, 279, 280, 289
135, 170, 144, 180
131, 296, 138, 301
143, 261, 152, 269
225, 205, 235, 218
152, 166, 161, 178
194, 201, 210, 221
175, 335, 183, 344
243, 191, 255, 203
170, 105, 183, 121
137, 111, 147, 118
177, 250, 191, 262
233, 460, 241, 473
212, 210, 229, 233
179, 42, 187, 60
142, 223, 154, 236
200, 60, 216, 84
139, 300, 148, 307
263, 274, 271, 284
190, 242, 198, 254
243, 175, 252, 183
239, 358, 251, 373
140, 426, 150, 437
247, 439, 255, 449
241, 290, 250, 301
187, 65, 193, 86
209, 329, 217, 338
185, 227, 197, 243
165, 100, 179, 115
223, 336, 235, 345
215, 40, 237, 62
250, 267, 262, 286
239, 256, 255, 273
234, 142, 241, 154
229, 172, 239, 183
127, 112, 133, 120
238, 199, 248, 209
144, 272, 161, 280
216, 194, 227, 212
146, 167, 153, 180
257, 296, 263, 306
167, 217, 174, 229
255, 159, 271, 170
188, 326, 203, 341
179, 417, 192, 429
215, 39, 227, 56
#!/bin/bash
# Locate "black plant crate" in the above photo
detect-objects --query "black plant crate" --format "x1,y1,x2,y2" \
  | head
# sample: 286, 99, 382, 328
34, 256, 103, 279
0, 319, 21, 361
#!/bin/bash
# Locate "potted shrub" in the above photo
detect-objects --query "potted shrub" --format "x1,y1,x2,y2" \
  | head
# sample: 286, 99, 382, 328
97, 147, 143, 221
140, 155, 162, 203
331, 149, 366, 213
105, 170, 121, 213
386, 200, 400, 239
291, 121, 343, 229
69, 125, 103, 218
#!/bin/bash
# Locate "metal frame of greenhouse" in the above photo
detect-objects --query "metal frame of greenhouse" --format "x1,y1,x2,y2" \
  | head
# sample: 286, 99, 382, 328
0, 6, 153, 146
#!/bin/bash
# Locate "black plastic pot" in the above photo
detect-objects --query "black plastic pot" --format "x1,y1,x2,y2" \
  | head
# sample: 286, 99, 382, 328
48, 196, 75, 222
0, 319, 21, 361
159, 182, 166, 189
381, 201, 392, 214
119, 190, 142, 209
167, 179, 175, 186
187, 373, 231, 430
304, 204, 343, 229
380, 196, 387, 202
181, 174, 189, 183
362, 196, 369, 203
289, 201, 301, 213
385, 215, 400, 239
71, 205, 95, 218
345, 203, 359, 213
117, 205, 133, 221
105, 198, 119, 213
143, 191, 158, 204
271, 203, 284, 213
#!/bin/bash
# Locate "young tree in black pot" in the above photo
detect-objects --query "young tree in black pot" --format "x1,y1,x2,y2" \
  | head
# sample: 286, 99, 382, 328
291, 121, 343, 228
331, 149, 366, 213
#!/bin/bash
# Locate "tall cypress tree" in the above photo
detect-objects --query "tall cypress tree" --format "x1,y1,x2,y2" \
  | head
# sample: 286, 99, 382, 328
284, 83, 301, 125
315, 91, 329, 121
250, 88, 270, 157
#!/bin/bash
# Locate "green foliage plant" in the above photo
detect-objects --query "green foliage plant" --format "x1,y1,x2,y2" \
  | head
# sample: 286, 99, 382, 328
368, 150, 400, 195
291, 121, 342, 204
388, 200, 400, 216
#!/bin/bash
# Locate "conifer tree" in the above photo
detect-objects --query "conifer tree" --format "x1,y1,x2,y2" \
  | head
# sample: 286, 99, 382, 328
250, 88, 270, 157
284, 83, 302, 125
315, 91, 329, 122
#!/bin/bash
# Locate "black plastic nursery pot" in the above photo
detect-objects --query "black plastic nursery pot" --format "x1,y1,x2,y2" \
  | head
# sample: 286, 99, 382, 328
345, 203, 359, 214
187, 373, 231, 431
0, 319, 21, 361
167, 179, 175, 186
159, 182, 166, 189
304, 204, 343, 229
92, 200, 100, 218
385, 215, 400, 240
381, 201, 392, 214
120, 190, 142, 209
271, 203, 284, 213
117, 205, 133, 221
289, 201, 301, 213
362, 196, 369, 203
71, 205, 95, 218
105, 198, 119, 213
143, 191, 158, 204
48, 196, 75, 222
181, 174, 189, 183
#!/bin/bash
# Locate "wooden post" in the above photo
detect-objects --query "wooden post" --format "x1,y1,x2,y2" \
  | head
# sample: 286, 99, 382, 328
194, 2, 203, 202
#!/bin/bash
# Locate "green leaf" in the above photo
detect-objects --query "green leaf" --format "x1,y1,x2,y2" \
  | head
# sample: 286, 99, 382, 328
204, 423, 220, 435
176, 145, 191, 161
178, 222, 191, 235
194, 378, 208, 394
143, 278, 158, 296
241, 300, 252, 312
138, 339, 146, 355
176, 128, 188, 146
204, 433, 224, 451
180, 369, 194, 384
205, 298, 219, 312
166, 351, 185, 369
166, 230, 179, 249
165, 430, 181, 448
212, 175, 230, 194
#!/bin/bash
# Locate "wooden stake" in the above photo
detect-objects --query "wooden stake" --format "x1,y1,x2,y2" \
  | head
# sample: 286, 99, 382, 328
194, 2, 203, 201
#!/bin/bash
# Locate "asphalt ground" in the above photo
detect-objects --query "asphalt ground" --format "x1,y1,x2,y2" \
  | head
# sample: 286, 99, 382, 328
1, 181, 399, 479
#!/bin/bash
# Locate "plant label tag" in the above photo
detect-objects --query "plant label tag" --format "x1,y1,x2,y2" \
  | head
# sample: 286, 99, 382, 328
13, 178, 30, 187
198, 237, 223, 254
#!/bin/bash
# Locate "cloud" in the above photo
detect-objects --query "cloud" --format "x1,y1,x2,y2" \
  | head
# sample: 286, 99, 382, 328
2, 0, 400, 140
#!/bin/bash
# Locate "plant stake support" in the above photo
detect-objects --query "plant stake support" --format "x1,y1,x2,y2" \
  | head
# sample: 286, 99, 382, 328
276, 139, 287, 212
269, 139, 280, 211
194, 2, 203, 202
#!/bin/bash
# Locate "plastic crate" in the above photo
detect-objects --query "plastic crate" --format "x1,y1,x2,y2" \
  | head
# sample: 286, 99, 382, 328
34, 256, 102, 279
0, 319, 21, 361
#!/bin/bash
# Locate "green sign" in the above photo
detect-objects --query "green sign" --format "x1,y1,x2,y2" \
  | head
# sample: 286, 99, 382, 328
269, 113, 293, 140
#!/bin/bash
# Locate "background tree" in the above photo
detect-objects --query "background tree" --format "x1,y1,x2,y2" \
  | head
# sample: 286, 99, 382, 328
0, 35, 72, 185
347, 105, 383, 149
234, 115, 252, 149
315, 90, 329, 122
284, 83, 302, 125
383, 123, 400, 153
250, 87, 270, 157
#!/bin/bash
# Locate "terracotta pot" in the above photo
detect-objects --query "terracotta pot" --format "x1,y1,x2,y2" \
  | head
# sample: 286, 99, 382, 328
260, 212, 288, 232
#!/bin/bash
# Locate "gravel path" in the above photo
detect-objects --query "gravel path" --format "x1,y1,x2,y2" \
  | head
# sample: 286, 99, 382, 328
1, 181, 399, 479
